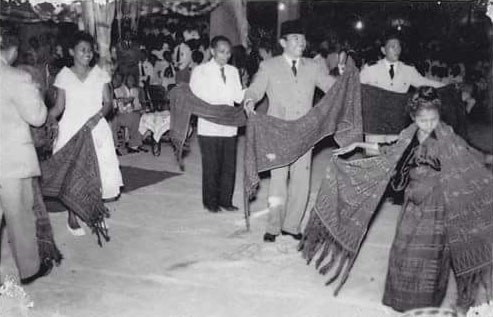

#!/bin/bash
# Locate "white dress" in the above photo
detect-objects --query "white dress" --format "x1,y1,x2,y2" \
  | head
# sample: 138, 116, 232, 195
53, 66, 123, 199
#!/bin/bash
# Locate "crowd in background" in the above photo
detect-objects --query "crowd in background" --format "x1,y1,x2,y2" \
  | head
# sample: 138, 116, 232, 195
9, 16, 492, 160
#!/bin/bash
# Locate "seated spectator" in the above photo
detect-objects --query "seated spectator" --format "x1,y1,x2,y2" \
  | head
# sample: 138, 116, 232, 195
174, 42, 193, 84
112, 73, 146, 154
161, 50, 176, 91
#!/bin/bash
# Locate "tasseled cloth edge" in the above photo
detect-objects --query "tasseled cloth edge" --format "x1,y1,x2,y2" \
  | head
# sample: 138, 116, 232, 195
299, 210, 357, 296
87, 207, 110, 247
456, 263, 493, 309
35, 217, 63, 266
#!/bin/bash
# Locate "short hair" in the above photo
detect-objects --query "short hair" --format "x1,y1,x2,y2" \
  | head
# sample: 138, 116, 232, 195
210, 35, 231, 49
258, 39, 273, 53
69, 31, 95, 49
382, 31, 401, 46
192, 50, 204, 64
407, 86, 441, 116
0, 26, 20, 50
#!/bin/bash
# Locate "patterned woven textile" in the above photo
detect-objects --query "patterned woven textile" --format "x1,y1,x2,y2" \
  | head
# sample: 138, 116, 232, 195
300, 122, 492, 311
362, 84, 467, 139
168, 84, 247, 170
244, 58, 363, 199
37, 115, 110, 246
32, 178, 62, 266
169, 59, 363, 202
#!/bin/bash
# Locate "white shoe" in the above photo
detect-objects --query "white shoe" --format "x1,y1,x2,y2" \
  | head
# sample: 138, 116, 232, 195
67, 223, 86, 236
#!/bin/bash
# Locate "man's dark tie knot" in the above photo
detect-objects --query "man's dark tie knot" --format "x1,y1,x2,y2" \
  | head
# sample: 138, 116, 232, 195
291, 60, 297, 77
220, 67, 226, 83
389, 64, 395, 80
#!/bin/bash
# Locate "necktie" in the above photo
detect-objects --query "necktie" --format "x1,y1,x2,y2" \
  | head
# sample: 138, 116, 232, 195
140, 63, 145, 77
291, 60, 297, 76
220, 67, 226, 83
389, 64, 395, 79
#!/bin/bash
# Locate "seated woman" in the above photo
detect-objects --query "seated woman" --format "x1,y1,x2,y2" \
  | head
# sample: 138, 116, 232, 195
112, 73, 146, 154
303, 86, 492, 315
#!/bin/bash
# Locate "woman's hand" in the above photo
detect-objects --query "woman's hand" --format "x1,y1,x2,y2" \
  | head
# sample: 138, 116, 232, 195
244, 99, 256, 117
332, 143, 358, 156
84, 111, 103, 131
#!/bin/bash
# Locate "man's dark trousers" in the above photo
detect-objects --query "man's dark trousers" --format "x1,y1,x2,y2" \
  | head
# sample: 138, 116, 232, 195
198, 135, 237, 209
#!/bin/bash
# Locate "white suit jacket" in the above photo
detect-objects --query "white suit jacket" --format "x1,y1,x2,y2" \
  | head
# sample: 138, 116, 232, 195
360, 59, 444, 93
0, 62, 47, 178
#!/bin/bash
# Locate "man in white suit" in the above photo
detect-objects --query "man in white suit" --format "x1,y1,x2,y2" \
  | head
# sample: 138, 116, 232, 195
244, 20, 336, 242
0, 28, 52, 284
360, 33, 445, 146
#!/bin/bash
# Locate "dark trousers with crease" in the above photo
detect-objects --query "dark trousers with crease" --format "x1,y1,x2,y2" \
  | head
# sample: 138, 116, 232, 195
198, 135, 237, 209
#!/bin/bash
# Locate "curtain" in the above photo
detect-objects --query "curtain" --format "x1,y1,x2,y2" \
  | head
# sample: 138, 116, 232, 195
81, 0, 115, 74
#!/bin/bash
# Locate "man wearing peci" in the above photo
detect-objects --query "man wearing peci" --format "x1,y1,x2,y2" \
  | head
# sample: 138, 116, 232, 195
244, 20, 337, 243
189, 35, 245, 213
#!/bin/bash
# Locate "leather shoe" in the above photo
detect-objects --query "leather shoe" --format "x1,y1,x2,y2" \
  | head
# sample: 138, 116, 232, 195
137, 146, 149, 153
219, 205, 239, 212
204, 205, 220, 213
20, 259, 53, 285
263, 232, 277, 242
127, 146, 140, 154
281, 230, 302, 241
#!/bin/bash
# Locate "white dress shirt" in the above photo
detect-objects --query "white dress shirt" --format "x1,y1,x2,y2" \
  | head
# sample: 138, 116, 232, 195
190, 59, 244, 137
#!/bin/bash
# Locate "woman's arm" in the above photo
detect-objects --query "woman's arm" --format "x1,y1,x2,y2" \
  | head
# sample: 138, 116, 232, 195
333, 142, 379, 156
101, 83, 113, 117
48, 87, 66, 119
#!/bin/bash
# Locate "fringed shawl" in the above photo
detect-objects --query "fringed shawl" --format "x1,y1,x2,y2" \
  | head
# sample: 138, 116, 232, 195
37, 114, 110, 246
168, 59, 363, 196
168, 84, 247, 170
361, 84, 468, 139
244, 58, 363, 199
300, 122, 492, 309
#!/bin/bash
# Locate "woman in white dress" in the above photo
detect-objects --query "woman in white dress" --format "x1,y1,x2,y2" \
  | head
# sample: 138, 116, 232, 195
49, 31, 123, 236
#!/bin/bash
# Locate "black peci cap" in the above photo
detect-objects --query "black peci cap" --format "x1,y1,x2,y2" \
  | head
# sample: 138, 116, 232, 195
280, 19, 305, 37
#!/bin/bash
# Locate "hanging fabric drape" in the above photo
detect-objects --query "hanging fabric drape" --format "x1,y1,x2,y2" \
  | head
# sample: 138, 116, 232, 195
210, 0, 248, 47
81, 0, 115, 74
138, 0, 220, 17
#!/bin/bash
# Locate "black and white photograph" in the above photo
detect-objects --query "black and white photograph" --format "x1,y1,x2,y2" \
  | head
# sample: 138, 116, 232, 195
0, 0, 492, 316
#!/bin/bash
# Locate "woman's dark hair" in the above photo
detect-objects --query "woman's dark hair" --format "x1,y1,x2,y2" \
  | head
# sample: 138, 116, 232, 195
407, 86, 441, 117
192, 50, 204, 64
69, 31, 95, 49
258, 39, 273, 54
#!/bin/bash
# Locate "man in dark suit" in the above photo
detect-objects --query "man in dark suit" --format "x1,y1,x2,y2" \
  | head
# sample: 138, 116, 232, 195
0, 27, 52, 284
244, 20, 336, 242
